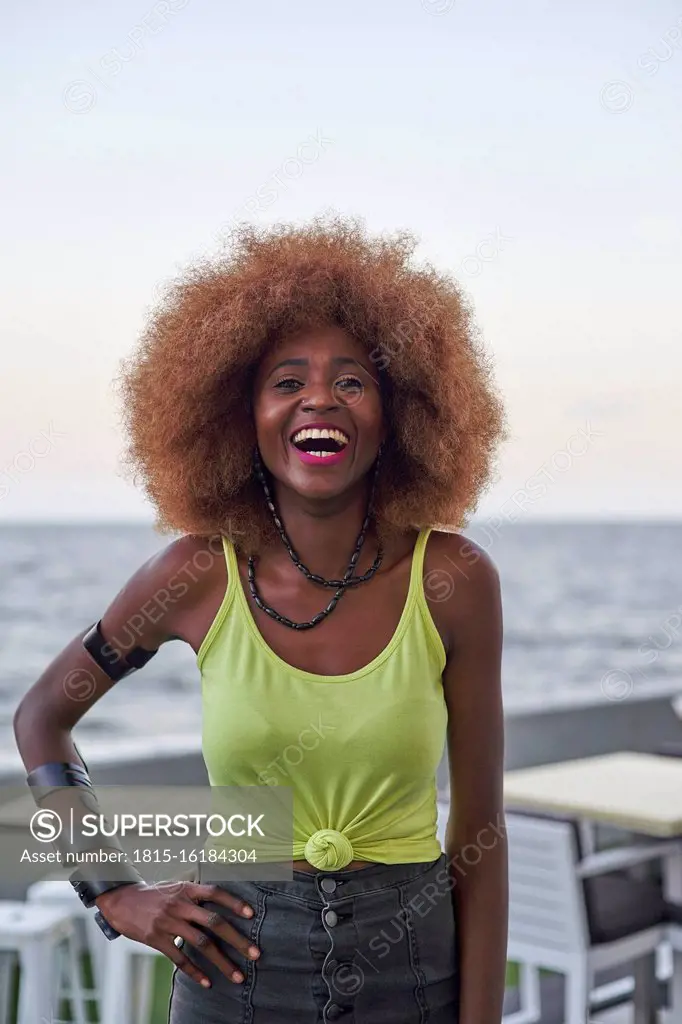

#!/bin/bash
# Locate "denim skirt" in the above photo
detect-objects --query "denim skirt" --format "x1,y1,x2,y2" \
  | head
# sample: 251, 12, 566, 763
167, 854, 459, 1023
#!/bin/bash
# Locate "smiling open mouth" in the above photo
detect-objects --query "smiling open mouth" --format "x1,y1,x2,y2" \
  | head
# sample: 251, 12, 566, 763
290, 427, 350, 460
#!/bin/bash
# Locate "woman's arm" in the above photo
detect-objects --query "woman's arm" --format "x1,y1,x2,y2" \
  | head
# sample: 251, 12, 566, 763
431, 536, 507, 1024
12, 533, 262, 989
13, 534, 217, 769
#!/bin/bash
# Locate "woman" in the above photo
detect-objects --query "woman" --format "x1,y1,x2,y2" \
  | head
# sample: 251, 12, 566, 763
14, 217, 508, 1023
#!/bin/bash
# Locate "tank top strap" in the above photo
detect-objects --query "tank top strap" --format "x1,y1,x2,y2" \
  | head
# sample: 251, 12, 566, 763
222, 533, 239, 585
198, 528, 446, 672
409, 527, 432, 590
409, 527, 448, 672
196, 535, 239, 669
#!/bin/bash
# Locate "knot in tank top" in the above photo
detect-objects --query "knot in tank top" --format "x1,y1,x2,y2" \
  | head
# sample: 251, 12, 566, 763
198, 529, 448, 869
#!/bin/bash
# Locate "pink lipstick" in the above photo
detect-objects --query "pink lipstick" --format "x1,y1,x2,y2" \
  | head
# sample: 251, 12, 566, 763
289, 422, 351, 467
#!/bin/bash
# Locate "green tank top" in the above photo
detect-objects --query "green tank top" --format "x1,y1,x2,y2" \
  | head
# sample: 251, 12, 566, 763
198, 528, 448, 870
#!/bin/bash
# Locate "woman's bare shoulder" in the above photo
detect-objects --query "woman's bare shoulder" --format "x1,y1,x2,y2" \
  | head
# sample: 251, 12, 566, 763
422, 529, 500, 651
424, 529, 499, 585
100, 534, 227, 648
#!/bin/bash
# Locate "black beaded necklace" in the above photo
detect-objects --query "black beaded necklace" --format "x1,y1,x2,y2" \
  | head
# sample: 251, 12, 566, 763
247, 448, 384, 630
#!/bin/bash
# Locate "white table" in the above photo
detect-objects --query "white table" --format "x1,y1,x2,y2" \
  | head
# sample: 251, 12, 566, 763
505, 752, 682, 840
505, 751, 682, 1022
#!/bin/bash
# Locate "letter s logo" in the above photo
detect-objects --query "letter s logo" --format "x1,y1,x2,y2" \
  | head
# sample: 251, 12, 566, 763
30, 809, 63, 843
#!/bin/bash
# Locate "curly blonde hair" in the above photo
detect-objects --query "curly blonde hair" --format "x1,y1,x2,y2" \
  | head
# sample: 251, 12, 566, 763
117, 215, 505, 552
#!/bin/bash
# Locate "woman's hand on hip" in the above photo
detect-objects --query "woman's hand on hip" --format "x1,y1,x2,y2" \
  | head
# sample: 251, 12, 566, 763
95, 880, 261, 987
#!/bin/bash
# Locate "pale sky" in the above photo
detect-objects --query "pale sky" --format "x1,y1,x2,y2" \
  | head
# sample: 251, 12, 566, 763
2, 0, 681, 522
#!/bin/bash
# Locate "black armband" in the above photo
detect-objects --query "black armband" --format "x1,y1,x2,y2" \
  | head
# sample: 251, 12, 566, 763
70, 864, 144, 908
26, 759, 145, 931
93, 907, 123, 940
27, 760, 93, 800
82, 619, 158, 682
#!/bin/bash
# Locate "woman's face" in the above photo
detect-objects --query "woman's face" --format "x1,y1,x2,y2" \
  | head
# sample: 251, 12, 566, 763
252, 324, 385, 501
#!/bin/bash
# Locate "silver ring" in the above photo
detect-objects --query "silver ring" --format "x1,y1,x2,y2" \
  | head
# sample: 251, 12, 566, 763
173, 935, 185, 950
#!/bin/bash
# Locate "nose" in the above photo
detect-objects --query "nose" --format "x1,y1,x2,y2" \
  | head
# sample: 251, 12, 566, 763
300, 379, 339, 413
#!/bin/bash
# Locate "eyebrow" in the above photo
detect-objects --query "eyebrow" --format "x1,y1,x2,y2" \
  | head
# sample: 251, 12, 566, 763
266, 356, 368, 376
267, 358, 308, 375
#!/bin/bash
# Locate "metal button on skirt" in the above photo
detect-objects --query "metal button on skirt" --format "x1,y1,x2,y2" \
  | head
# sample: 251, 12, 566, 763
167, 853, 459, 1023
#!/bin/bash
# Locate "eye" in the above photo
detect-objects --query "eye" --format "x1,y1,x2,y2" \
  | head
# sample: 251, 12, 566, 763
334, 375, 364, 393
273, 376, 304, 392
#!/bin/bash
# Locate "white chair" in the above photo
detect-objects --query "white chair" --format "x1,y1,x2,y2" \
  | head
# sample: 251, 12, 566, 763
0, 900, 89, 1024
98, 934, 164, 1024
27, 877, 104, 1004
27, 877, 164, 1024
505, 812, 673, 1024
667, 924, 682, 1019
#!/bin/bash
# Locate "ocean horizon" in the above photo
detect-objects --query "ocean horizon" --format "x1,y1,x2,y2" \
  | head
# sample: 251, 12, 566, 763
2, 520, 681, 772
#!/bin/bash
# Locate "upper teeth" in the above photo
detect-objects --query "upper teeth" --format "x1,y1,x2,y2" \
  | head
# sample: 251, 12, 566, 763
292, 428, 349, 445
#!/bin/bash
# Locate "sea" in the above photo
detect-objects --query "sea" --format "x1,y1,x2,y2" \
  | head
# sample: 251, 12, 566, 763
1, 522, 681, 772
